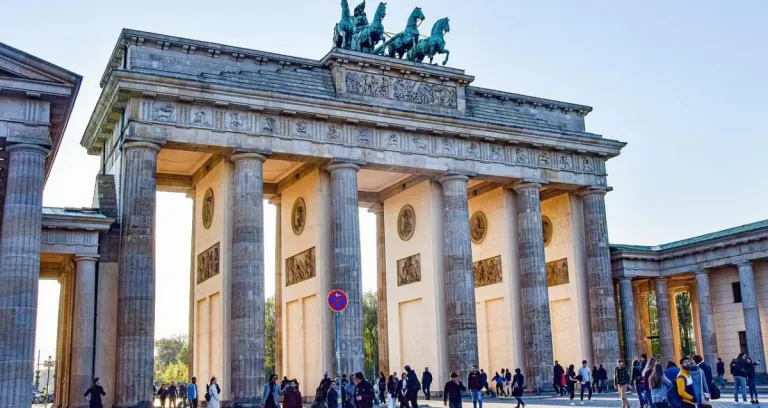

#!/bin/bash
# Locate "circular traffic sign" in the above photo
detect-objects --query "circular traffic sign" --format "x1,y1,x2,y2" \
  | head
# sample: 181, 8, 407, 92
328, 289, 348, 313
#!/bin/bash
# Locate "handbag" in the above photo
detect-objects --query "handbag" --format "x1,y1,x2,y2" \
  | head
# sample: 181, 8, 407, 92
709, 384, 720, 400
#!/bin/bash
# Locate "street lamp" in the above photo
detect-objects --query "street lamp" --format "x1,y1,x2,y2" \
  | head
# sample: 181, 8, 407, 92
43, 356, 55, 408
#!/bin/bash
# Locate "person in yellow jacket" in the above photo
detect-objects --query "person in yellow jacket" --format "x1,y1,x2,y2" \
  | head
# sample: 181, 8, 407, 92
676, 357, 697, 408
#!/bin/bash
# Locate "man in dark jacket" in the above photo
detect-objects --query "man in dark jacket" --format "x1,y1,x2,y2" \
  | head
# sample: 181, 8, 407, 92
168, 381, 178, 408
716, 358, 725, 388
732, 354, 748, 404
553, 361, 565, 396
480, 370, 491, 397
693, 355, 714, 391
405, 366, 421, 408
354, 372, 376, 408
422, 368, 433, 400
467, 365, 483, 408
329, 381, 340, 408
444, 372, 467, 408
597, 364, 608, 393
84, 378, 106, 408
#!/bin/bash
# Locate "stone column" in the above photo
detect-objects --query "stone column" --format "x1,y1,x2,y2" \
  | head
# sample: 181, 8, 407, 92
669, 289, 682, 364
512, 182, 553, 390
327, 162, 364, 374
580, 188, 620, 374
369, 203, 390, 375
270, 196, 283, 376
187, 190, 196, 376
115, 141, 161, 408
655, 278, 676, 364
0, 143, 49, 408
695, 270, 719, 366
55, 262, 74, 408
230, 152, 267, 402
70, 256, 99, 408
738, 261, 766, 373
440, 175, 479, 380
618, 278, 638, 363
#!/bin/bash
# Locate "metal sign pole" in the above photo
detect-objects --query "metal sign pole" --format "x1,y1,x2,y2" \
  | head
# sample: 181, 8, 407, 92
335, 311, 342, 408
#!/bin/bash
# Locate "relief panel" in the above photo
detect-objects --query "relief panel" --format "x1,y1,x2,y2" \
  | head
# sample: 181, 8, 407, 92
286, 247, 316, 286
397, 253, 421, 287
546, 258, 569, 287
473, 255, 502, 288
197, 242, 220, 284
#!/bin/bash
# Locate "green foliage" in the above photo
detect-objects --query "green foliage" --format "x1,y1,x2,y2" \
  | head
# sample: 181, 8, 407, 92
157, 361, 189, 385
648, 294, 662, 358
155, 334, 189, 384
676, 292, 696, 357
362, 290, 379, 379
265, 296, 276, 377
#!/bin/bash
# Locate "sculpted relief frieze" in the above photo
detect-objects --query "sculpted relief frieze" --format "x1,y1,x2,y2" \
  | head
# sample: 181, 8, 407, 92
286, 247, 316, 286
344, 71, 458, 109
136, 98, 606, 177
473, 255, 502, 288
397, 253, 421, 287
197, 242, 220, 284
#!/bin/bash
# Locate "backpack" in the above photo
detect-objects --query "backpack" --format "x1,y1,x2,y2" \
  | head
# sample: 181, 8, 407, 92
205, 385, 211, 402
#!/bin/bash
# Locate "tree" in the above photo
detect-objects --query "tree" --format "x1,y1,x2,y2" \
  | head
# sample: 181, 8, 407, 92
265, 296, 276, 377
157, 361, 189, 385
156, 334, 188, 368
676, 292, 696, 357
362, 290, 379, 379
648, 293, 662, 358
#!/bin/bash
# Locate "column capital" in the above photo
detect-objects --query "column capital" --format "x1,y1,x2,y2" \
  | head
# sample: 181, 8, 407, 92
577, 186, 611, 198
74, 256, 99, 263
186, 188, 196, 199
231, 152, 268, 163
511, 181, 543, 192
368, 202, 384, 214
694, 268, 710, 276
326, 162, 361, 172
122, 140, 162, 153
438, 173, 470, 185
737, 260, 754, 268
619, 276, 634, 283
655, 276, 669, 282
5, 142, 50, 156
268, 195, 282, 206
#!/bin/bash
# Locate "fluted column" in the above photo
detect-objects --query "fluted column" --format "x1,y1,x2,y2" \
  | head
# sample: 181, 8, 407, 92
512, 182, 553, 390
655, 278, 675, 364
581, 189, 620, 374
738, 261, 766, 373
230, 152, 267, 401
271, 196, 283, 376
618, 278, 638, 363
635, 289, 651, 357
695, 270, 719, 366
0, 143, 49, 408
115, 141, 161, 408
187, 189, 196, 375
327, 162, 364, 374
440, 175, 478, 380
70, 256, 99, 408
369, 203, 390, 374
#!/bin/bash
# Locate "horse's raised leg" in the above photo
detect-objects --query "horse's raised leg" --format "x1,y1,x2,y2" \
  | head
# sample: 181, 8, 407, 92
442, 49, 450, 65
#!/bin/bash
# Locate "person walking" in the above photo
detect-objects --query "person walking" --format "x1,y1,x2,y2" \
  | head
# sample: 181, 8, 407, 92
687, 357, 709, 408
168, 380, 178, 408
746, 356, 759, 404
443, 372, 467, 408
615, 359, 631, 408
632, 360, 647, 408
83, 378, 106, 408
554, 362, 565, 397
283, 380, 302, 408
468, 365, 484, 408
693, 355, 715, 400
480, 369, 491, 397
378, 372, 387, 404
732, 354, 748, 404
346, 375, 358, 408
422, 367, 433, 400
675, 357, 697, 408
578, 360, 593, 404
329, 381, 340, 408
566, 365, 578, 405
354, 372, 376, 408
387, 375, 398, 408
493, 372, 505, 397
187, 377, 199, 408
511, 369, 525, 408
716, 358, 725, 389
179, 382, 188, 408
262, 374, 282, 408
207, 377, 220, 408
591, 366, 599, 394
649, 363, 673, 408
158, 384, 168, 408
597, 365, 607, 393
504, 368, 512, 398
642, 357, 658, 408
404, 366, 421, 408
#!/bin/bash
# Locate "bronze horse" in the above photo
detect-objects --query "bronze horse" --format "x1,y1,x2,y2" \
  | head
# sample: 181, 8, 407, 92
408, 17, 451, 65
333, 0, 354, 49
374, 6, 425, 58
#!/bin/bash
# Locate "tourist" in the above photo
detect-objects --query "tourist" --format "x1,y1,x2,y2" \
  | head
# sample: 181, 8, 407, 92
692, 356, 714, 397
614, 359, 631, 408
578, 360, 593, 404
480, 369, 492, 397
398, 372, 408, 408
468, 365, 484, 408
378, 372, 387, 404
732, 354, 748, 404
354, 372, 376, 408
641, 354, 649, 371
716, 358, 725, 389
493, 371, 505, 397
553, 361, 565, 396
632, 360, 647, 408
422, 367, 433, 400
597, 364, 608, 393
83, 378, 106, 408
648, 363, 673, 408
387, 374, 398, 408
746, 356, 759, 404
329, 381, 340, 408
207, 377, 220, 408
443, 372, 466, 408
168, 380, 178, 408
591, 366, 598, 394
511, 368, 525, 408
283, 380, 302, 408
404, 366, 420, 408
158, 384, 168, 408
642, 357, 658, 408
262, 374, 282, 408
504, 368, 512, 397
566, 364, 578, 405
283, 376, 292, 390
687, 356, 709, 408
665, 361, 680, 383
346, 374, 358, 408
675, 357, 697, 408
179, 382, 188, 408
188, 377, 199, 408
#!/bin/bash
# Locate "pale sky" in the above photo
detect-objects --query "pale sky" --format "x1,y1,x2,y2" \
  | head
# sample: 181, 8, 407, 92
3, 0, 765, 363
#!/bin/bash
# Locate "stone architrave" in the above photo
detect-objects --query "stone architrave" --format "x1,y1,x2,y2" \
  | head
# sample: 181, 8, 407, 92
440, 174, 479, 381
230, 152, 267, 402
327, 162, 364, 374
618, 278, 638, 363
115, 141, 162, 408
694, 269, 719, 368
580, 188, 620, 377
369, 203, 389, 374
655, 278, 676, 365
70, 256, 99, 408
0, 143, 49, 408
512, 182, 554, 390
738, 261, 766, 373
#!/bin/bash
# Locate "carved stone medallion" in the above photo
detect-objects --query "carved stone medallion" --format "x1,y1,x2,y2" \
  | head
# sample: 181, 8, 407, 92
202, 188, 214, 229
473, 255, 502, 288
470, 211, 488, 244
286, 247, 316, 286
397, 253, 421, 287
397, 205, 416, 241
291, 197, 306, 235
197, 242, 220, 284
546, 258, 569, 287
542, 215, 553, 247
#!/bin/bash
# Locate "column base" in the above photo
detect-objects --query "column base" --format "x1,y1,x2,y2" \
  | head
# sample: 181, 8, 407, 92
524, 384, 555, 395
227, 398, 263, 408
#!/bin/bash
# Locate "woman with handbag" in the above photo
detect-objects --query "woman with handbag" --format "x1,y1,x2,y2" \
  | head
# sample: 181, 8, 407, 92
512, 369, 525, 408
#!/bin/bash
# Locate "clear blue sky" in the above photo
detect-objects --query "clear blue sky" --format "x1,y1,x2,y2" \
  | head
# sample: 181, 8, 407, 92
2, 0, 766, 361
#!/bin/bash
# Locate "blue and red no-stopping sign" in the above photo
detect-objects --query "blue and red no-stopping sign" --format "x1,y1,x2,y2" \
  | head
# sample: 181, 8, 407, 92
328, 289, 348, 312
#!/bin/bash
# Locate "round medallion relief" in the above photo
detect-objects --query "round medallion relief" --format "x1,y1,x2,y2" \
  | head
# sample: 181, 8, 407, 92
291, 197, 306, 235
202, 188, 214, 229
542, 215, 553, 247
470, 211, 488, 244
397, 205, 416, 241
